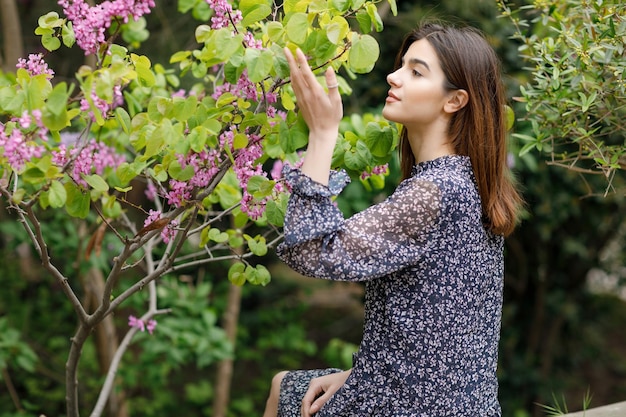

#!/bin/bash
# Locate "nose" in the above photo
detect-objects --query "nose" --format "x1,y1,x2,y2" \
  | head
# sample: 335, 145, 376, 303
386, 69, 400, 87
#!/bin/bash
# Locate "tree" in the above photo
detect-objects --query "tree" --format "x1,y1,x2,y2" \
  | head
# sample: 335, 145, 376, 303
0, 1, 399, 416
499, 0, 626, 190
0, 0, 24, 72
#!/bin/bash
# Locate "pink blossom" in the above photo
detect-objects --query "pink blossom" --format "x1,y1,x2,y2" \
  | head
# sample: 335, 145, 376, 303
206, 0, 242, 29
145, 181, 158, 201
128, 315, 145, 332
146, 319, 157, 335
80, 84, 123, 121
52, 137, 126, 187
128, 315, 157, 334
0, 119, 47, 172
360, 164, 389, 180
58, 0, 156, 55
16, 53, 55, 79
143, 209, 178, 243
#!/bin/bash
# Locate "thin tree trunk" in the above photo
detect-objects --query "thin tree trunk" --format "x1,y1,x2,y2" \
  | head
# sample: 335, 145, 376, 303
84, 267, 129, 417
0, 0, 24, 72
212, 282, 243, 417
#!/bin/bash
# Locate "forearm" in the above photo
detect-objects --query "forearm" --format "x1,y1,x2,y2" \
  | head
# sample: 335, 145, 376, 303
300, 130, 338, 186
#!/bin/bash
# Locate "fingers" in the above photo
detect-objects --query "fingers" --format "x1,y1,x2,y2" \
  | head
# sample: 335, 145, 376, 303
301, 382, 323, 417
309, 391, 332, 415
324, 67, 341, 105
284, 47, 339, 95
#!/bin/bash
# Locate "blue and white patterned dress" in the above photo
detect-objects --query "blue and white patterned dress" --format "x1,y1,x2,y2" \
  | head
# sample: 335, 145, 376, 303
276, 155, 504, 417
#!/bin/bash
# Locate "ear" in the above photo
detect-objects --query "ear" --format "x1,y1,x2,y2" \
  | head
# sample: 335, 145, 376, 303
443, 89, 469, 114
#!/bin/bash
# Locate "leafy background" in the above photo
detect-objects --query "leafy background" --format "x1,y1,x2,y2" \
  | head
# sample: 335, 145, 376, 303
1, 0, 625, 416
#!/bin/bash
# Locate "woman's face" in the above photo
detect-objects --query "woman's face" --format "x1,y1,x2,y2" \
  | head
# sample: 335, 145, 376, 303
382, 39, 453, 133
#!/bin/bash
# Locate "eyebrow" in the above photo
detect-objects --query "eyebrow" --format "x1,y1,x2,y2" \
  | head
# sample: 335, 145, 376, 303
402, 57, 431, 71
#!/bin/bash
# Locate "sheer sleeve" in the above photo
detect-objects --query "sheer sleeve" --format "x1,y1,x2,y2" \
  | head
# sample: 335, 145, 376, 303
276, 167, 441, 281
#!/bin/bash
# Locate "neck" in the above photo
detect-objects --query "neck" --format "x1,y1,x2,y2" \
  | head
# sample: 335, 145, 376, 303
407, 127, 455, 164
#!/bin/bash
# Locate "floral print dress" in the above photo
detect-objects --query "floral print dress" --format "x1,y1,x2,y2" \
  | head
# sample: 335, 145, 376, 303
276, 155, 504, 417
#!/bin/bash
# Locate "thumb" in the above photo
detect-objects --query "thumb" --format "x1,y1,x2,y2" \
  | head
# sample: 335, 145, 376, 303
310, 391, 332, 414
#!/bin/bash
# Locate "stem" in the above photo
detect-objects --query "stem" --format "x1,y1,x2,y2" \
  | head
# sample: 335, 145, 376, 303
212, 283, 242, 417
89, 309, 170, 417
2, 367, 23, 412
66, 324, 91, 417
213, 217, 244, 417
21, 206, 90, 323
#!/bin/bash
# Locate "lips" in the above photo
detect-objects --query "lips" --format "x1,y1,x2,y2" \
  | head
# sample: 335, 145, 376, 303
386, 91, 400, 103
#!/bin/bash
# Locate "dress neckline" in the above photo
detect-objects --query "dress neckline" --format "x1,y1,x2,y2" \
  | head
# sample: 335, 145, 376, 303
411, 154, 470, 176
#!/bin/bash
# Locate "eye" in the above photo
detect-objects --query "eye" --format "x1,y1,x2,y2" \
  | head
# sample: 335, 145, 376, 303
412, 69, 422, 77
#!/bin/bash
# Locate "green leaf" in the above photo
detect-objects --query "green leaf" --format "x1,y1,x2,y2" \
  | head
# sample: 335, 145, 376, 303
132, 54, 156, 87
170, 50, 192, 64
285, 13, 308, 45
330, 0, 350, 13
349, 34, 379, 73
267, 21, 285, 43
168, 160, 195, 181
178, 0, 198, 13
279, 118, 308, 153
42, 83, 70, 131
366, 3, 383, 32
365, 123, 394, 158
326, 16, 350, 45
245, 234, 268, 256
241, 3, 272, 28
246, 264, 271, 286
116, 162, 139, 184
283, 0, 309, 13
266, 193, 288, 227
41, 35, 61, 52
115, 107, 132, 134
172, 95, 198, 122
48, 180, 67, 208
244, 48, 274, 83
228, 262, 247, 286
355, 9, 372, 34
38, 12, 64, 29
83, 174, 109, 192
208, 228, 229, 243
247, 175, 275, 198
344, 140, 371, 171
233, 132, 249, 149
65, 182, 90, 218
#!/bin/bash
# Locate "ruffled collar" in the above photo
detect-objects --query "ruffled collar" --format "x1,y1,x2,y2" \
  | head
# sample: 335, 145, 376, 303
411, 154, 471, 176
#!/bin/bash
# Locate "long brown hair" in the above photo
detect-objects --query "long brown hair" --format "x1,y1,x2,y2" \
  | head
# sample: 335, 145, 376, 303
396, 23, 523, 236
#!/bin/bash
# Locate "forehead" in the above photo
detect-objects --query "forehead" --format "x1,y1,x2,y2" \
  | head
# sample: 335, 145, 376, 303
401, 39, 441, 70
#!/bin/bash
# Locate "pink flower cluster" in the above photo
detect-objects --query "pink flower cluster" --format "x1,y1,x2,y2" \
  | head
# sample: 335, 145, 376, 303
58, 0, 156, 55
360, 164, 389, 180
206, 0, 242, 29
128, 315, 157, 334
0, 110, 47, 172
217, 128, 270, 218
143, 209, 179, 243
80, 84, 123, 121
165, 148, 222, 207
16, 54, 55, 79
51, 137, 126, 187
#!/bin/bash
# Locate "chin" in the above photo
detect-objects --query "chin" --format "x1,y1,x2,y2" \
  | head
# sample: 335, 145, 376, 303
381, 107, 396, 123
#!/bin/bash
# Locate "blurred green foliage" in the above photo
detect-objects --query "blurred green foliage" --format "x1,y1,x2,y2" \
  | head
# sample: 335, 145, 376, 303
1, 1, 625, 417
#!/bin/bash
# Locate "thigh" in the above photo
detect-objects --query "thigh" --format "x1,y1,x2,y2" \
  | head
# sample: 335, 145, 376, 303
277, 368, 343, 417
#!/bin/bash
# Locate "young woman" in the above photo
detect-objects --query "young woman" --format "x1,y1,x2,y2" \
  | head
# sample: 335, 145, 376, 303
263, 22, 523, 417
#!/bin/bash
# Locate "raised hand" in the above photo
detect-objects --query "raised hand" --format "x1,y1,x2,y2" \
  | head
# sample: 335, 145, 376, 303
284, 47, 343, 185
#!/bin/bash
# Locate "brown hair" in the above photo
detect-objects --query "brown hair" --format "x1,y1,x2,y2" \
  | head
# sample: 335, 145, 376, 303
395, 23, 523, 236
